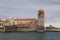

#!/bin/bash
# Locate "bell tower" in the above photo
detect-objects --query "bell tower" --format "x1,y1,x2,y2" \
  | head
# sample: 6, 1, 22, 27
37, 8, 44, 32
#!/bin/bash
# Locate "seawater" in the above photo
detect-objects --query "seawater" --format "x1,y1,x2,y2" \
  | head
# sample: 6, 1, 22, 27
0, 32, 60, 40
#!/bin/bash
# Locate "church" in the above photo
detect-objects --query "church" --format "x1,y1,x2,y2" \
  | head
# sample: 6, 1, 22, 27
0, 8, 44, 32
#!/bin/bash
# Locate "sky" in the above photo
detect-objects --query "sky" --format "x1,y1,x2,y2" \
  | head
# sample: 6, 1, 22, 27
0, 0, 60, 27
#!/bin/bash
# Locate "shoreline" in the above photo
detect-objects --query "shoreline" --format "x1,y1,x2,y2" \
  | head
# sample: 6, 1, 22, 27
0, 31, 60, 33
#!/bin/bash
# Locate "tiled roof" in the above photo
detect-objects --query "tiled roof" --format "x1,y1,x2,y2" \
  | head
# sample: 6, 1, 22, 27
0, 19, 6, 22
15, 18, 37, 22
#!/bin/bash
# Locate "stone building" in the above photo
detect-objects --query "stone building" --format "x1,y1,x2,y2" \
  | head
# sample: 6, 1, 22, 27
15, 18, 37, 32
37, 8, 44, 32
0, 19, 6, 32
4, 25, 17, 32
0, 8, 45, 32
6, 17, 15, 26
0, 17, 17, 32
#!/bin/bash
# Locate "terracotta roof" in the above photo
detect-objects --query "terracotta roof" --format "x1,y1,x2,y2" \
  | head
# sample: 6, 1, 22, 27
16, 24, 30, 28
15, 18, 37, 22
15, 18, 20, 21
0, 19, 6, 22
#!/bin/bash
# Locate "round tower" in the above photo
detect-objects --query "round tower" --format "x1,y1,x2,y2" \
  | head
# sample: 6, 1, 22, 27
37, 8, 44, 32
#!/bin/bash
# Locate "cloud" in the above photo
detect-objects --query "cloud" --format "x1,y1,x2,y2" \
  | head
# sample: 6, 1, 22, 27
0, 0, 60, 27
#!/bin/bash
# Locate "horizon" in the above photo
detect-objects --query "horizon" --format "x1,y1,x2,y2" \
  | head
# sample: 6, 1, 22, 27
0, 0, 60, 27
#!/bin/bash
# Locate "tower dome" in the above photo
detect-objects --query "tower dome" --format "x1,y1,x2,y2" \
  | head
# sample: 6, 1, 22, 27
38, 8, 44, 11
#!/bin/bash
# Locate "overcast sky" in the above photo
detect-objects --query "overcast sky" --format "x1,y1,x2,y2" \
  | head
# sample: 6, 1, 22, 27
0, 0, 60, 27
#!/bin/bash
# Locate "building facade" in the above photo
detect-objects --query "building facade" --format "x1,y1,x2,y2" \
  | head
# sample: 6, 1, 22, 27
14, 18, 37, 32
37, 8, 44, 32
0, 8, 45, 32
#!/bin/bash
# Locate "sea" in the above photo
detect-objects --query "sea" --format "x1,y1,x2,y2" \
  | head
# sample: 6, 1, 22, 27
0, 32, 60, 40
